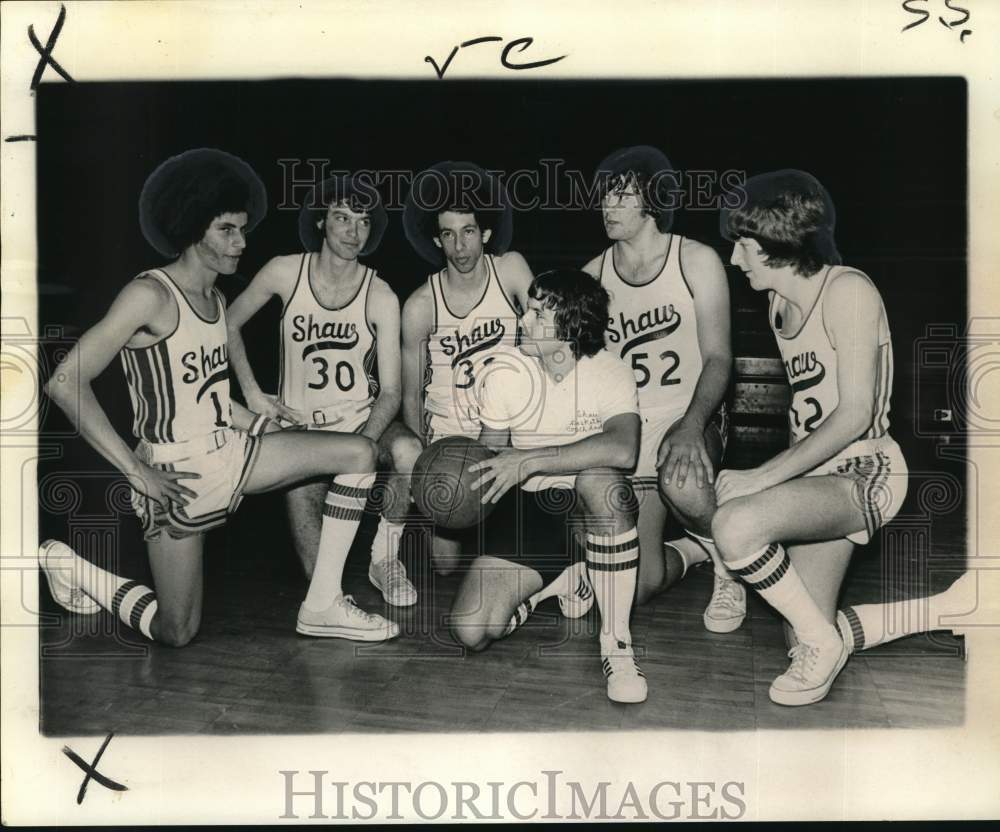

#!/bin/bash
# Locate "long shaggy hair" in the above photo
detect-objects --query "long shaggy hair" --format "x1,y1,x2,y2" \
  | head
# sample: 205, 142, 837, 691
722, 171, 841, 276
595, 145, 677, 233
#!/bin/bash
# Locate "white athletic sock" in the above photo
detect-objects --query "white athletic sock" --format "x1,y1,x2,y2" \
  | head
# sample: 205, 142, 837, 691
370, 516, 405, 565
303, 472, 375, 612
839, 572, 973, 651
71, 554, 157, 640
586, 527, 640, 648
687, 530, 735, 580
729, 543, 839, 646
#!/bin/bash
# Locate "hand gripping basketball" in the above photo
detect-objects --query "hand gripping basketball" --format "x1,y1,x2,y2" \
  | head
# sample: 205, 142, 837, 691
411, 437, 498, 529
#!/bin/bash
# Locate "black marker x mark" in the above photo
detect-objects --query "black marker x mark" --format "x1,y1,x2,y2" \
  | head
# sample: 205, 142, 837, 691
28, 3, 75, 90
62, 732, 127, 804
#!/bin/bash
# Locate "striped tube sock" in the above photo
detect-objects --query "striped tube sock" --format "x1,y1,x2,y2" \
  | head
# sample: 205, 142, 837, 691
370, 516, 405, 566
111, 581, 158, 640
837, 607, 863, 652
728, 543, 839, 646
62, 550, 159, 640
303, 472, 376, 612
837, 572, 973, 652
586, 527, 640, 647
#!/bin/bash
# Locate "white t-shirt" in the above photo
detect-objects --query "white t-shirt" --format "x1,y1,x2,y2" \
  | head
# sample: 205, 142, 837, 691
478, 346, 639, 491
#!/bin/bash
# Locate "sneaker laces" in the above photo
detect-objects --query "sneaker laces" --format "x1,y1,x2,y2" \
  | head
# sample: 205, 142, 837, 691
709, 574, 744, 613
339, 594, 382, 624
383, 559, 409, 589
784, 643, 820, 682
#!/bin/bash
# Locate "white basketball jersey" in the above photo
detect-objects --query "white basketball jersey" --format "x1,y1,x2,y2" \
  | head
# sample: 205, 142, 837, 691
771, 266, 893, 444
279, 253, 378, 417
600, 235, 703, 418
120, 269, 232, 443
423, 255, 520, 434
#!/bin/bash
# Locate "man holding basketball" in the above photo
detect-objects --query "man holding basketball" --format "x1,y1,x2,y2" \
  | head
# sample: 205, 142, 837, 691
400, 161, 534, 573
712, 170, 908, 705
226, 173, 420, 612
583, 145, 743, 633
39, 149, 399, 646
450, 269, 648, 704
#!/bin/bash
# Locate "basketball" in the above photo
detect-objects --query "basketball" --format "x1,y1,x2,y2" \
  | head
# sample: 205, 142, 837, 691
411, 436, 497, 529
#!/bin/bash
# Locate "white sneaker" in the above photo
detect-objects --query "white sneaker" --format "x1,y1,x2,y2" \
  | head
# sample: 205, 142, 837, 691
296, 594, 400, 641
38, 540, 100, 615
703, 572, 747, 633
557, 562, 594, 619
769, 637, 849, 706
369, 558, 417, 607
602, 641, 648, 703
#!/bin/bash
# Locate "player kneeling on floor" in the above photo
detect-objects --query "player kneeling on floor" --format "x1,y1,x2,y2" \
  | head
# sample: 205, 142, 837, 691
448, 269, 647, 704
40, 149, 397, 647
713, 170, 907, 705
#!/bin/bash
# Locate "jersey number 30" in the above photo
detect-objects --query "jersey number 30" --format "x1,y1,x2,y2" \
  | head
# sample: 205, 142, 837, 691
631, 350, 680, 389
308, 355, 355, 392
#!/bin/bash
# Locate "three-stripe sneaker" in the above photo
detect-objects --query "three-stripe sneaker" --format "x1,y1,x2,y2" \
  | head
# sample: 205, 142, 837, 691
38, 540, 100, 615
557, 563, 594, 619
503, 597, 536, 637
602, 641, 648, 703
296, 594, 400, 641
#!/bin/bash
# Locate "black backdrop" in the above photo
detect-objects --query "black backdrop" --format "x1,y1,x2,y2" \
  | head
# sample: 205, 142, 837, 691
36, 78, 966, 583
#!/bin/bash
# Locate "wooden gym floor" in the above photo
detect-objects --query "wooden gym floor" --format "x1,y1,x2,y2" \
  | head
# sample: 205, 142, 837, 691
39, 503, 966, 736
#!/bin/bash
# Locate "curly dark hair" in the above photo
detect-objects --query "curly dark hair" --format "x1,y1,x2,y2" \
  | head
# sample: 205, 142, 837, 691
529, 269, 610, 360
149, 159, 253, 254
415, 169, 504, 248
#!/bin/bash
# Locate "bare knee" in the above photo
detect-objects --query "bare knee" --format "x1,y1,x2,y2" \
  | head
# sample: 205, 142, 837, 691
711, 498, 766, 563
342, 436, 378, 473
155, 614, 200, 647
450, 622, 491, 652
449, 598, 498, 651
389, 433, 423, 474
658, 476, 715, 533
635, 579, 659, 607
575, 468, 634, 519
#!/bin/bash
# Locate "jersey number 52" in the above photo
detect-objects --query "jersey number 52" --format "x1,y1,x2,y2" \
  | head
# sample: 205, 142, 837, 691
630, 350, 680, 388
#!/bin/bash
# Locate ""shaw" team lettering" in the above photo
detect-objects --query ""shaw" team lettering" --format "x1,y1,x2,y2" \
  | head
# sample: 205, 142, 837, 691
606, 304, 680, 344
181, 343, 228, 383
291, 314, 358, 344
440, 318, 507, 359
